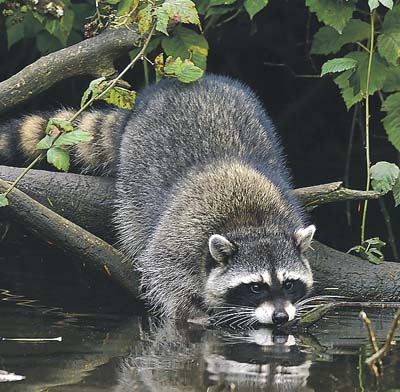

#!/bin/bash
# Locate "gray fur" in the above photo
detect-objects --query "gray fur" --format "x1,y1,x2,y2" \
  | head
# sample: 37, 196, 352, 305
114, 75, 314, 319
0, 75, 315, 323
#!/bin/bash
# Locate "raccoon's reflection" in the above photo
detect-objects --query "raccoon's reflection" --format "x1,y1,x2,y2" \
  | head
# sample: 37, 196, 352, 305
114, 320, 313, 392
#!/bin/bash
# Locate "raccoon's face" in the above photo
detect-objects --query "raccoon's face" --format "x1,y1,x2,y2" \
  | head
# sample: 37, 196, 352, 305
205, 225, 315, 328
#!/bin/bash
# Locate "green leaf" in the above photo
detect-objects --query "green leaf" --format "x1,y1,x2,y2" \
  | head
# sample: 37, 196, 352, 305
368, 0, 379, 10
345, 51, 387, 97
47, 147, 70, 172
161, 26, 208, 70
311, 26, 342, 55
176, 59, 204, 82
205, 5, 238, 18
36, 30, 63, 55
383, 66, 400, 93
44, 8, 74, 46
243, 0, 269, 19
54, 130, 93, 147
378, 6, 400, 64
155, 0, 200, 35
348, 237, 386, 264
382, 4, 400, 33
81, 77, 107, 108
379, 0, 394, 9
382, 92, 400, 151
164, 56, 204, 82
137, 5, 154, 35
341, 19, 371, 44
6, 16, 25, 48
378, 32, 400, 65
45, 118, 73, 134
369, 0, 392, 9
209, 0, 237, 5
320, 57, 357, 76
334, 69, 362, 109
370, 161, 400, 194
117, 0, 139, 16
312, 20, 370, 55
393, 177, 400, 206
0, 193, 9, 208
305, 0, 356, 33
100, 86, 137, 109
36, 135, 54, 150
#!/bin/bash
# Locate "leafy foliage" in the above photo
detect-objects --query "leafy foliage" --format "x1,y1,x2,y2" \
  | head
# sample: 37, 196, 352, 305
244, 0, 269, 19
382, 92, 400, 151
161, 55, 204, 82
161, 25, 208, 70
305, 0, 356, 33
47, 147, 70, 172
370, 161, 400, 194
0, 193, 9, 207
312, 20, 370, 55
370, 161, 400, 207
311, 3, 400, 157
348, 237, 386, 264
320, 58, 357, 76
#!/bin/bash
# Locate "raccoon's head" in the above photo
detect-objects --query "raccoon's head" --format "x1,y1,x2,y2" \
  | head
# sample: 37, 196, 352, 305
205, 225, 315, 328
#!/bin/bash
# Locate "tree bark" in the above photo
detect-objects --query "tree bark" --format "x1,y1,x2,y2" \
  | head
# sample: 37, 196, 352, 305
0, 26, 141, 114
309, 242, 400, 301
0, 178, 139, 297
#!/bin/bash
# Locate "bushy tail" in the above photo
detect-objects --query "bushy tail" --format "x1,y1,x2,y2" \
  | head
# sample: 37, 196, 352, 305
0, 107, 131, 176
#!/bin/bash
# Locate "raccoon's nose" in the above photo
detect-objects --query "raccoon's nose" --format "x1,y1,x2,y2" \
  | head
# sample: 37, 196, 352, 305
272, 310, 289, 325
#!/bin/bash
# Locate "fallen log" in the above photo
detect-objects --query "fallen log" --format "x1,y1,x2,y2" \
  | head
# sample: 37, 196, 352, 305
0, 178, 139, 297
1, 165, 398, 301
0, 166, 115, 241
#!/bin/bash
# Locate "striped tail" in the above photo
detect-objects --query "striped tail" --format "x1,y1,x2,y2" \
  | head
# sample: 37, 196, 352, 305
0, 107, 131, 176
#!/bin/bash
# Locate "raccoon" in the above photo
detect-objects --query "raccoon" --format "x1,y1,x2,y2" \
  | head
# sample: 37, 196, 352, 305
0, 75, 315, 326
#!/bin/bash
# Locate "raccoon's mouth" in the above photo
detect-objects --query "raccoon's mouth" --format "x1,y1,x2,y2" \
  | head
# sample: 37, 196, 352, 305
208, 301, 296, 329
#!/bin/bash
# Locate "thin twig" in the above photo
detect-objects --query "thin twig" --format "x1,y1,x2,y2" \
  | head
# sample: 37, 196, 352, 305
344, 104, 359, 226
365, 308, 400, 367
379, 198, 399, 261
359, 310, 382, 377
263, 62, 321, 78
361, 11, 375, 243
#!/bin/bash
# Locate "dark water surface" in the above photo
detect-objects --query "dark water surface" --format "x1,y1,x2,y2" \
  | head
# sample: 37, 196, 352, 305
1, 299, 400, 391
1, 242, 400, 391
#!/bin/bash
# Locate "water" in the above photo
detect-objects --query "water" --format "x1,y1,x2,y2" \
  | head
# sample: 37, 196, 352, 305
1, 239, 400, 391
1, 298, 400, 391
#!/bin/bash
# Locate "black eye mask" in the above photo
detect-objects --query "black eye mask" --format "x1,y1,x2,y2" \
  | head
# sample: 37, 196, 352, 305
224, 282, 270, 307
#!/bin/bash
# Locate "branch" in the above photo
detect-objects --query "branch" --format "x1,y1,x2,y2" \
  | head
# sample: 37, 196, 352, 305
0, 177, 139, 297
295, 181, 380, 208
0, 26, 141, 114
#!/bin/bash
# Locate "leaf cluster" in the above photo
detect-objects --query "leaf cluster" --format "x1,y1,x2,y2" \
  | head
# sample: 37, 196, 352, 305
311, 2, 400, 154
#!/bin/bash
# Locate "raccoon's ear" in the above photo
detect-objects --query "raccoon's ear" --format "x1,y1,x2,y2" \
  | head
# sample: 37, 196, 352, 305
208, 234, 236, 263
294, 225, 316, 252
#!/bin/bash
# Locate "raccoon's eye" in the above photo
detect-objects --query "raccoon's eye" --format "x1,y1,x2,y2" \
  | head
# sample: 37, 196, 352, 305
249, 283, 263, 294
283, 280, 295, 291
